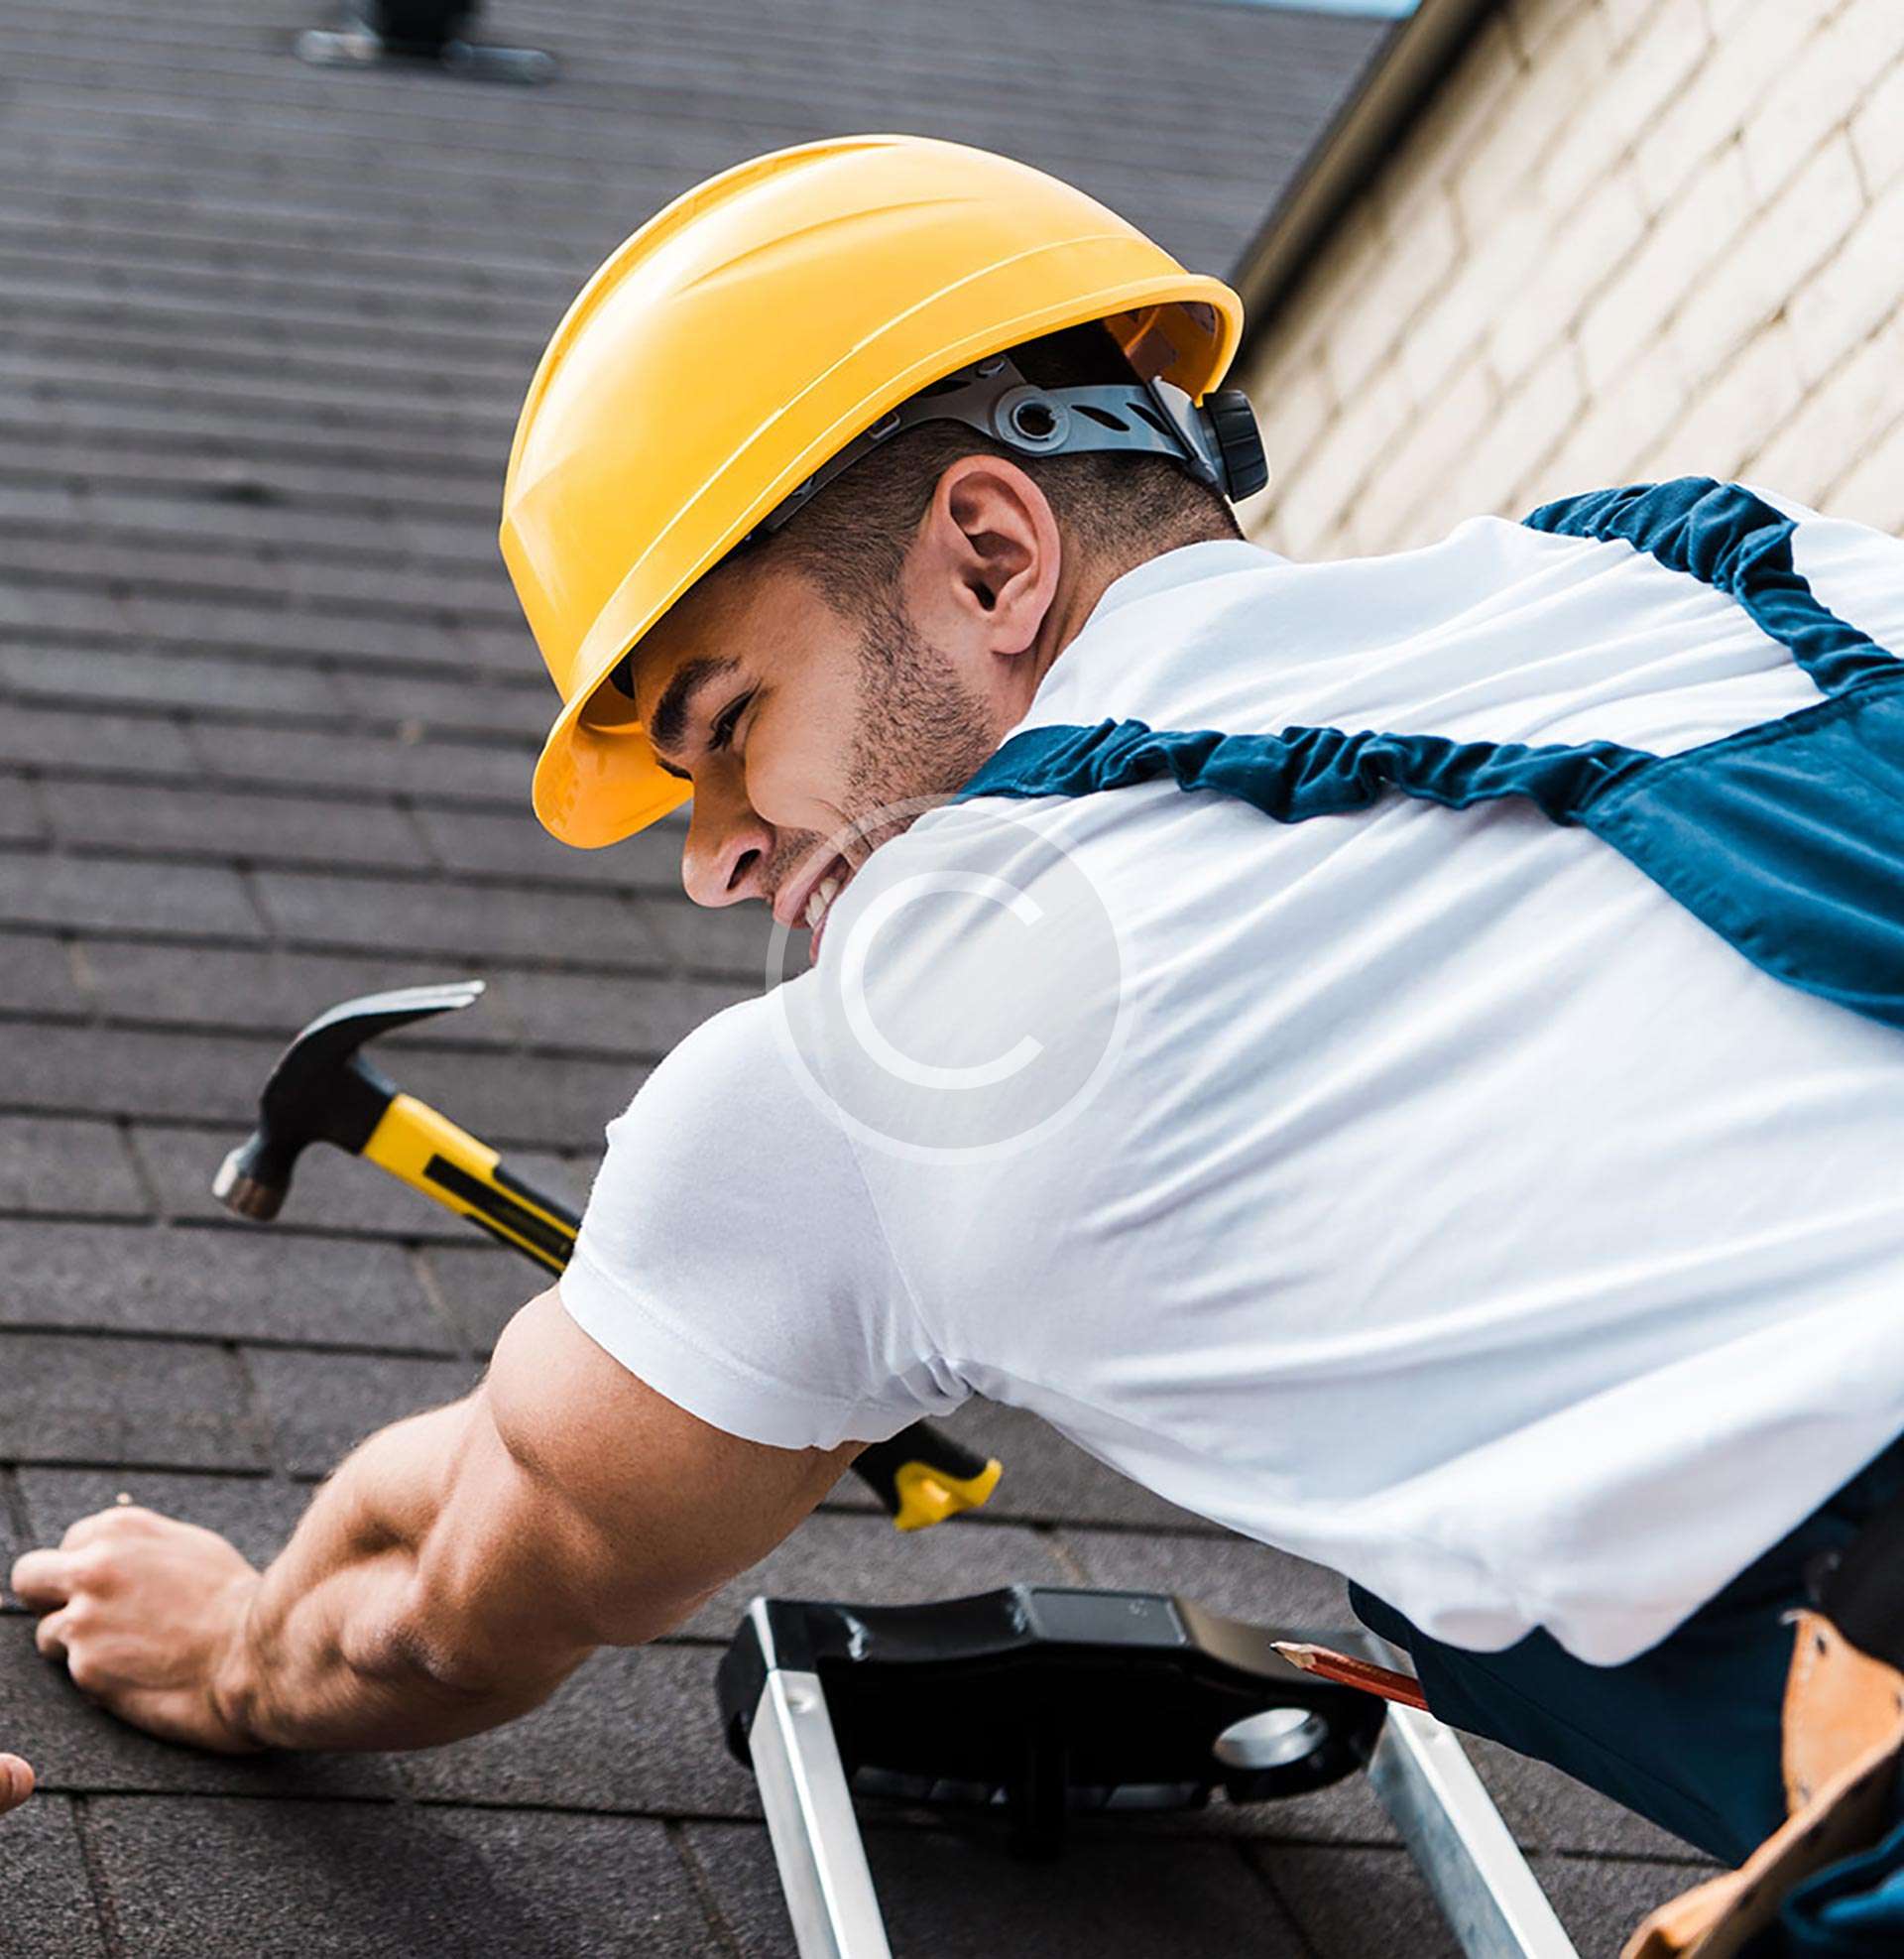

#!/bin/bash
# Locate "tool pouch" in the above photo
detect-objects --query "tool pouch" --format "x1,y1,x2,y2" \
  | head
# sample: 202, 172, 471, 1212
1621, 1515, 1904, 1959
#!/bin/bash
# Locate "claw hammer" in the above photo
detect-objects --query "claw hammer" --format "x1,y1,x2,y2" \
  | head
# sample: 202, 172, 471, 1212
213, 981, 1002, 1531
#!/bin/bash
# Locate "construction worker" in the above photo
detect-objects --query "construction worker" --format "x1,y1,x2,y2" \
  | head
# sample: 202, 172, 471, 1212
10, 137, 1904, 1953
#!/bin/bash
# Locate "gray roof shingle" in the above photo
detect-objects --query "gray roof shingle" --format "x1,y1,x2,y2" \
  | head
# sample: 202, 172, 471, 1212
0, 0, 1697, 1951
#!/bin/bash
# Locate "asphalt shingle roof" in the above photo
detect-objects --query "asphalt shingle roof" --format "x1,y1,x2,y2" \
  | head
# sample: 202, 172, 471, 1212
0, 0, 1711, 1950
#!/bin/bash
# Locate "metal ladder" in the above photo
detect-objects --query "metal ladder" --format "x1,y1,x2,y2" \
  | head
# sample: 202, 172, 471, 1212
718, 1586, 1578, 1959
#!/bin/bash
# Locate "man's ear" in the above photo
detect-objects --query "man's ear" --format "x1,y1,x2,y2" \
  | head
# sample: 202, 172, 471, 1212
912, 456, 1062, 657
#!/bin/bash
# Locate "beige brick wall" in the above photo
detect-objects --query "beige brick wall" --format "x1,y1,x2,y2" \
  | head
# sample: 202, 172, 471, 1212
1239, 0, 1904, 559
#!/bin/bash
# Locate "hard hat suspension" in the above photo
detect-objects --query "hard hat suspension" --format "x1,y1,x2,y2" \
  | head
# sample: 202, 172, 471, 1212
742, 352, 1268, 550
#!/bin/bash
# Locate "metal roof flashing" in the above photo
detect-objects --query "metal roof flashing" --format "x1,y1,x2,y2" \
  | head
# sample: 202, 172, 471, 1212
1230, 0, 1505, 347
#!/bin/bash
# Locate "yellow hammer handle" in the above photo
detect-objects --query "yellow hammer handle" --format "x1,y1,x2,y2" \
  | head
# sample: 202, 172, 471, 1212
362, 1094, 578, 1274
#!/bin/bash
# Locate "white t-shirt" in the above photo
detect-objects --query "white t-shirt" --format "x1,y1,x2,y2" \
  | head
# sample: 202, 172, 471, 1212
565, 488, 1904, 1666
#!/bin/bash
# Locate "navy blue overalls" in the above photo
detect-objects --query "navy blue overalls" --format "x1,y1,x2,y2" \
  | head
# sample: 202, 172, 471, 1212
953, 478, 1904, 1951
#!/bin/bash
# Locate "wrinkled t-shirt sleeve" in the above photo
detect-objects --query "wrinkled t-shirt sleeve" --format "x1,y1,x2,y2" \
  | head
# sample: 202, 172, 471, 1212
560, 995, 968, 1450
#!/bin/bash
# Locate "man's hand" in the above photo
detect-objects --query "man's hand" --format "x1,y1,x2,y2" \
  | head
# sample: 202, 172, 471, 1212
0, 1754, 32, 1814
10, 1508, 263, 1755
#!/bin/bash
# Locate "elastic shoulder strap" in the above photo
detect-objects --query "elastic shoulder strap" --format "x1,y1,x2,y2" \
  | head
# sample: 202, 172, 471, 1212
953, 716, 1644, 824
1522, 476, 1896, 698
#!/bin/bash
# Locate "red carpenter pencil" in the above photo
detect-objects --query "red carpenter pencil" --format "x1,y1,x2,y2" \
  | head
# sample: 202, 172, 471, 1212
1273, 1642, 1431, 1712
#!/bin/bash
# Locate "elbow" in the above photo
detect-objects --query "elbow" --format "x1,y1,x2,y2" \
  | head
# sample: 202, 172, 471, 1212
350, 1585, 523, 1708
354, 1578, 588, 1712
366, 1617, 508, 1706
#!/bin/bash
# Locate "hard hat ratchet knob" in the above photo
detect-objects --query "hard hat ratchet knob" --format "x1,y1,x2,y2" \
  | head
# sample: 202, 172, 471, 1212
994, 385, 1070, 452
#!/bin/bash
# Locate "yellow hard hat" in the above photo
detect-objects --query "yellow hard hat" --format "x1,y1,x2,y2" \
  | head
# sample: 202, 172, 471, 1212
501, 133, 1246, 848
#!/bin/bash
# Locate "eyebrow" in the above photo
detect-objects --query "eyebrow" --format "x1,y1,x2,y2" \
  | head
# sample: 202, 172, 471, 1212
648, 655, 743, 776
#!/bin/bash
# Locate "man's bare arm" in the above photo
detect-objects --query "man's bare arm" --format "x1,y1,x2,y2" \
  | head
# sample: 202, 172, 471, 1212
8, 1288, 859, 1755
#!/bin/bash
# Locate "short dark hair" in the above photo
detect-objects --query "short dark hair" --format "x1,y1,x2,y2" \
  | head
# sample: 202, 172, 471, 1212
752, 321, 1243, 618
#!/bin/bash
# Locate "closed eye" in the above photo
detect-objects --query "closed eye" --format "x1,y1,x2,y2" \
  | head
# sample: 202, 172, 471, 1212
709, 690, 754, 753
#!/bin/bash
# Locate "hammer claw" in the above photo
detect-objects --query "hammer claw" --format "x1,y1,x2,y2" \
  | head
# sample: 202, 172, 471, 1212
296, 979, 487, 1052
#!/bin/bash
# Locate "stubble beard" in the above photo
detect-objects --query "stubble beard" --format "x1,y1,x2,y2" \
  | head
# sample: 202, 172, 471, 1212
841, 585, 1000, 852
772, 585, 1001, 887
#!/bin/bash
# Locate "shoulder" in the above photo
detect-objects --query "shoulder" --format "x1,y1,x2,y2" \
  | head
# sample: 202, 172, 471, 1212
599, 988, 852, 1192
618, 988, 781, 1108
570, 989, 924, 1449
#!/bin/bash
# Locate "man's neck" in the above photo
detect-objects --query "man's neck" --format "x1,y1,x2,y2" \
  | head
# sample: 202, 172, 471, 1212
1021, 520, 1245, 703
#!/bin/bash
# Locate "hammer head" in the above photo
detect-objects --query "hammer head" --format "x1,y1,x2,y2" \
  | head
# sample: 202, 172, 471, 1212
213, 980, 484, 1221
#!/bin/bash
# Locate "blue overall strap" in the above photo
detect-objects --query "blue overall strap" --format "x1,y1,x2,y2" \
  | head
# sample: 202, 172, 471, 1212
1524, 477, 1899, 699
952, 477, 1904, 1035
953, 716, 1647, 825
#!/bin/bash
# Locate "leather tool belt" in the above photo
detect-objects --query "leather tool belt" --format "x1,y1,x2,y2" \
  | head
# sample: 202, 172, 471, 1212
1624, 1503, 1904, 1957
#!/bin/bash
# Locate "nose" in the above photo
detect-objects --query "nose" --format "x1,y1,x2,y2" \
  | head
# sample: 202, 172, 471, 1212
680, 775, 774, 909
